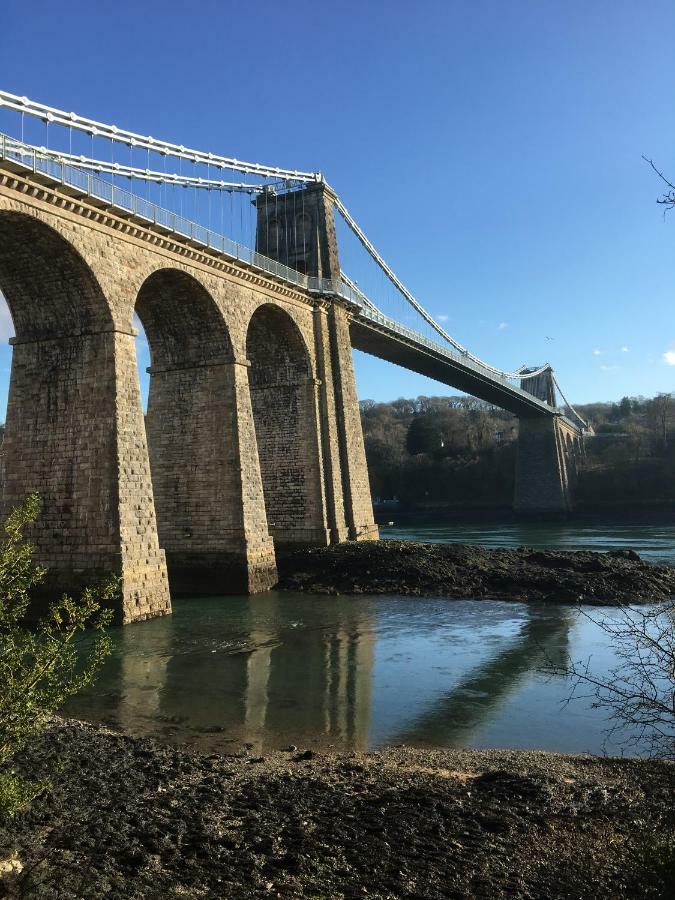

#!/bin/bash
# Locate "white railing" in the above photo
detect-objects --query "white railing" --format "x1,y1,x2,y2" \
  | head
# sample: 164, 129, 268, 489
0, 133, 313, 291
0, 133, 578, 427
353, 302, 570, 417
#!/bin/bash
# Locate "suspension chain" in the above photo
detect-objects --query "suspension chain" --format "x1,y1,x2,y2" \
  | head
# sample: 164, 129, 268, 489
1, 91, 570, 391
0, 90, 320, 181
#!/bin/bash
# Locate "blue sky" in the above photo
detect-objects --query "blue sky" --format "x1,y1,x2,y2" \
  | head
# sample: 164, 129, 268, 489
1, 0, 674, 410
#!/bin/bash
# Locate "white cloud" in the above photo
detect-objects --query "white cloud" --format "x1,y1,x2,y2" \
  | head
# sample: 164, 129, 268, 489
620, 346, 629, 353
498, 322, 508, 331
436, 314, 449, 323
600, 364, 618, 371
663, 350, 675, 366
593, 348, 602, 356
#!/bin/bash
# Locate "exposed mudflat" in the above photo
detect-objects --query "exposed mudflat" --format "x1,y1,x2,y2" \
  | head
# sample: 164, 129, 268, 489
277, 540, 675, 604
0, 720, 673, 898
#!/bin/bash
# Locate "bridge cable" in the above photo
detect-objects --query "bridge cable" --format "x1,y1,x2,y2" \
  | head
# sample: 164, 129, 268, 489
551, 374, 588, 429
0, 90, 321, 182
20, 142, 276, 193
331, 191, 551, 381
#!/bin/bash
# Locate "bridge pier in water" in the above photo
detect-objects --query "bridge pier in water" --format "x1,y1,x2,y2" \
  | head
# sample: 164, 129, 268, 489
0, 212, 171, 624
513, 369, 581, 514
514, 417, 576, 513
138, 269, 277, 596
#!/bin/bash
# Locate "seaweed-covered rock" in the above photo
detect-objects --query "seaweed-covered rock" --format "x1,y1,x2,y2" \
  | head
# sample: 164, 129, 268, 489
276, 541, 675, 604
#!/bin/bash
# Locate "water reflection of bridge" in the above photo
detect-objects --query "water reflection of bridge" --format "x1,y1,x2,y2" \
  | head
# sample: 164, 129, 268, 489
110, 597, 375, 752
76, 597, 572, 753
391, 606, 572, 748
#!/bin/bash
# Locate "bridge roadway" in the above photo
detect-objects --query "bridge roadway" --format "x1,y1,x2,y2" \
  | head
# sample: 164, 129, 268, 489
330, 278, 574, 422
0, 132, 573, 426
348, 307, 562, 420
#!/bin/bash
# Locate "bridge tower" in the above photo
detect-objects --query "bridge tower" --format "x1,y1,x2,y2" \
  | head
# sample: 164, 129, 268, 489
254, 184, 378, 544
255, 182, 340, 280
514, 368, 578, 513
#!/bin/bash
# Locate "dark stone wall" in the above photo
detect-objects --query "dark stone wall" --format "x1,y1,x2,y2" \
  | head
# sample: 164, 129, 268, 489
254, 184, 341, 280
247, 304, 328, 545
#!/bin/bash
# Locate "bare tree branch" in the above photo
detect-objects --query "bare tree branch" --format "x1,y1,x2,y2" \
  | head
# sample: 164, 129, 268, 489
643, 156, 675, 212
544, 597, 675, 759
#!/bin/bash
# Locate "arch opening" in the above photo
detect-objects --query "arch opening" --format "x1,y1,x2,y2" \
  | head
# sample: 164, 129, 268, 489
135, 269, 234, 372
0, 212, 113, 340
135, 268, 254, 593
246, 304, 326, 546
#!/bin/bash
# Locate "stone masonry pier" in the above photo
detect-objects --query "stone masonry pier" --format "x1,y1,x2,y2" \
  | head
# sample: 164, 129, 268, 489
0, 171, 378, 623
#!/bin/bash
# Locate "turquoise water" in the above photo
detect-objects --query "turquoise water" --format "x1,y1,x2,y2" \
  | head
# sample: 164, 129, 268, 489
380, 519, 675, 565
63, 523, 675, 757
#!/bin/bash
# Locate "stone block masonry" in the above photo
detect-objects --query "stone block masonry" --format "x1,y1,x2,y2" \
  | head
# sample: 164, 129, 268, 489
247, 303, 330, 547
0, 168, 378, 622
255, 182, 379, 544
328, 305, 380, 540
2, 329, 171, 624
514, 416, 579, 513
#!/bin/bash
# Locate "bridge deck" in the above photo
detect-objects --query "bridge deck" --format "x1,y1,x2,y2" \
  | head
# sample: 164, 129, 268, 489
350, 311, 564, 420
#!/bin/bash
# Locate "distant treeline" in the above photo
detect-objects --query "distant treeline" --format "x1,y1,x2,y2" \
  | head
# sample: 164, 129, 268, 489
1, 391, 673, 513
360, 392, 675, 510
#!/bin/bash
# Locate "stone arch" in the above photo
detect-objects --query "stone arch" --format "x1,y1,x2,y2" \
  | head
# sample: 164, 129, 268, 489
0, 212, 170, 620
136, 268, 234, 368
246, 303, 327, 546
564, 430, 578, 483
0, 211, 113, 339
135, 268, 275, 593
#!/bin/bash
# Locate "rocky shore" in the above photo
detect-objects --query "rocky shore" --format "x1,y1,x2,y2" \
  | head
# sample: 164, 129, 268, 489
0, 720, 673, 899
277, 540, 675, 605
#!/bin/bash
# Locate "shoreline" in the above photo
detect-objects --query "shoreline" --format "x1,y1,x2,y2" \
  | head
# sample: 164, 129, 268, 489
374, 504, 675, 525
1, 718, 673, 898
276, 540, 675, 605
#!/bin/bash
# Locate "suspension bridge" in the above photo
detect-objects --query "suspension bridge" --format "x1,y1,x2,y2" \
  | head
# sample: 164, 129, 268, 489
0, 91, 586, 623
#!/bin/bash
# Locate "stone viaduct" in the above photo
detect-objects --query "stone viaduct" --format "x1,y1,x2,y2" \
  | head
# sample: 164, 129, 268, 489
0, 169, 378, 623
0, 152, 585, 625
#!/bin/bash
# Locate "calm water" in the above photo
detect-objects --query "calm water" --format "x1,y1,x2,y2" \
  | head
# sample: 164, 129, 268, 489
63, 522, 675, 757
381, 519, 675, 566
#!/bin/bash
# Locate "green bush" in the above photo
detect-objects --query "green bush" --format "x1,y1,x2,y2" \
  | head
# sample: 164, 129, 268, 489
0, 494, 114, 817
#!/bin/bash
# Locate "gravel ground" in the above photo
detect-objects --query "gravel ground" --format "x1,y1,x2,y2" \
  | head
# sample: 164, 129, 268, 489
277, 541, 675, 605
1, 719, 673, 899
